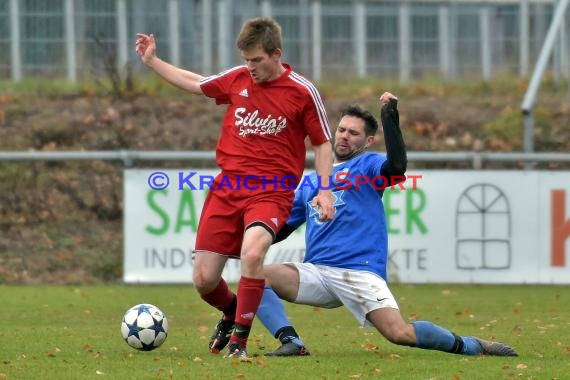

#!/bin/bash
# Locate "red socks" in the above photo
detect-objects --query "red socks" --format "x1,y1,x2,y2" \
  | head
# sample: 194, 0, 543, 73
202, 276, 265, 348
200, 278, 236, 320
228, 276, 265, 347
234, 276, 265, 327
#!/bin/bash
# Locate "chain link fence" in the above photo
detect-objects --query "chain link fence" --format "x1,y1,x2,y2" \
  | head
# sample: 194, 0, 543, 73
0, 0, 568, 82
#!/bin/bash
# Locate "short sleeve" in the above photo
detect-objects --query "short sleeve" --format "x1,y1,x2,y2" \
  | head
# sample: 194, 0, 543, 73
199, 66, 245, 105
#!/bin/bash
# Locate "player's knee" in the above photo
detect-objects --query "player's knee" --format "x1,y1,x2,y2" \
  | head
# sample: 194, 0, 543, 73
192, 271, 217, 294
240, 249, 265, 269
383, 326, 416, 346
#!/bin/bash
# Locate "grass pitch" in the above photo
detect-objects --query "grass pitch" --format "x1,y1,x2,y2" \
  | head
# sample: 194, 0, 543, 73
1, 284, 567, 380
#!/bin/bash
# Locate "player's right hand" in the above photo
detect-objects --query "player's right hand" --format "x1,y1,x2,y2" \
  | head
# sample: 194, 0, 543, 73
311, 191, 335, 222
135, 33, 156, 65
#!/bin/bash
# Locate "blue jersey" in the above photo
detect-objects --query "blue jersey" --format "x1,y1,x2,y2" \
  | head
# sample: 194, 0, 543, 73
288, 152, 393, 279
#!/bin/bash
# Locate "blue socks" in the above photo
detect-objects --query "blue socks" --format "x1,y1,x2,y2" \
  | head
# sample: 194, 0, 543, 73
257, 286, 305, 347
257, 291, 480, 354
460, 337, 485, 355
412, 321, 482, 355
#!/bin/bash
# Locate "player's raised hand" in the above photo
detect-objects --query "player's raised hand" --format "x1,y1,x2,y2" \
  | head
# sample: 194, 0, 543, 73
135, 33, 156, 65
379, 92, 398, 108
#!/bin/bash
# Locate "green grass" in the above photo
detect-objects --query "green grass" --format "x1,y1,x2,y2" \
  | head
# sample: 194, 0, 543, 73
1, 284, 568, 380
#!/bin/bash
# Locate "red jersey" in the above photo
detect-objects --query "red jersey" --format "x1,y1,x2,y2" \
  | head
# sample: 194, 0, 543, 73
199, 64, 331, 184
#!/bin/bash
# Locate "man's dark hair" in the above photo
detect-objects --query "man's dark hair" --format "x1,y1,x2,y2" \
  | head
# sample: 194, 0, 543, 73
236, 17, 283, 54
340, 105, 379, 136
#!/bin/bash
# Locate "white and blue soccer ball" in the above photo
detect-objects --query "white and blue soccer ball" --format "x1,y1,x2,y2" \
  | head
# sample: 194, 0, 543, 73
121, 304, 168, 351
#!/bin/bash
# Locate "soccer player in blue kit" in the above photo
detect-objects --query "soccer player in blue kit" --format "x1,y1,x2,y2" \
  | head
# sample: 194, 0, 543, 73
256, 92, 518, 358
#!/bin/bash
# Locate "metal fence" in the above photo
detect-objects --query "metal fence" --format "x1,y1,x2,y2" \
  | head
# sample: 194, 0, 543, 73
1, 0, 569, 82
2, 150, 570, 169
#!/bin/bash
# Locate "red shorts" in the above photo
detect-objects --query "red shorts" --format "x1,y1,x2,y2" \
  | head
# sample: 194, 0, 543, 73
194, 174, 294, 258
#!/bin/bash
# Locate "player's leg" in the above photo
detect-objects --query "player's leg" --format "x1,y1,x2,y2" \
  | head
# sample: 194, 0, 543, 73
226, 194, 294, 358
264, 263, 301, 301
411, 321, 518, 356
367, 307, 518, 356
193, 251, 236, 353
261, 263, 343, 356
327, 269, 516, 356
193, 187, 244, 353
367, 307, 416, 346
368, 310, 466, 351
257, 264, 309, 356
225, 225, 272, 358
309, 262, 481, 354
364, 292, 518, 356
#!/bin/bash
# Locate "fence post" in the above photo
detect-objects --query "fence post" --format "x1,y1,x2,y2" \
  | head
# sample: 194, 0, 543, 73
299, 0, 310, 74
560, 5, 568, 81
9, 0, 21, 81
521, 0, 570, 169
398, 2, 411, 84
116, 0, 128, 70
201, 0, 212, 75
311, 0, 322, 81
480, 6, 491, 81
64, 0, 77, 83
439, 4, 450, 80
519, 0, 529, 76
168, 0, 181, 66
261, 0, 271, 17
217, 0, 231, 71
354, 0, 366, 78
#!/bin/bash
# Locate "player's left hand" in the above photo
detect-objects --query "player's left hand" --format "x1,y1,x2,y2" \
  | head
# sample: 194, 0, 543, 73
312, 191, 335, 222
379, 91, 398, 107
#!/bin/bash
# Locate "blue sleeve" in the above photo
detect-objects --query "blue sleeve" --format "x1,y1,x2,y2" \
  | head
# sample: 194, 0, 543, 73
367, 154, 389, 189
286, 188, 308, 228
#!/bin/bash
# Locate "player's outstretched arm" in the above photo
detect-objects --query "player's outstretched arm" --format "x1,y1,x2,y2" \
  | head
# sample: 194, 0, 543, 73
135, 33, 204, 95
312, 141, 334, 221
379, 92, 407, 179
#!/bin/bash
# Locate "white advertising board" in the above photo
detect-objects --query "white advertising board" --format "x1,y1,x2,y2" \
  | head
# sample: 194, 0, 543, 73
124, 169, 570, 284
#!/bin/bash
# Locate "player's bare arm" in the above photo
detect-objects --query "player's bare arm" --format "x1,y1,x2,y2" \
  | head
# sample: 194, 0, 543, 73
312, 141, 335, 221
135, 33, 204, 95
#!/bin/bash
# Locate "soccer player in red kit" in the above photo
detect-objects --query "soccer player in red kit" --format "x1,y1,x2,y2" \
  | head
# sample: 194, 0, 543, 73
135, 17, 334, 359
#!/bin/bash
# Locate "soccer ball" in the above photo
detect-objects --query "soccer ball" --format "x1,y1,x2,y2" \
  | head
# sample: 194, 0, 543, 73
121, 304, 168, 351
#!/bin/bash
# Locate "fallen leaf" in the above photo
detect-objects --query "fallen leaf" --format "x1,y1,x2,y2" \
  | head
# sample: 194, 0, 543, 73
516, 364, 527, 369
361, 343, 378, 351
512, 325, 522, 336
255, 357, 270, 368
95, 370, 104, 375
